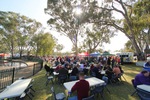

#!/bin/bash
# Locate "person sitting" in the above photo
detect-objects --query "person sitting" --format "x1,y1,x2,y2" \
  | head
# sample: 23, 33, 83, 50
90, 63, 94, 71
71, 65, 79, 76
113, 65, 121, 77
71, 72, 90, 100
57, 65, 68, 83
44, 64, 54, 75
144, 59, 150, 68
92, 64, 102, 79
55, 64, 62, 72
105, 65, 114, 81
134, 70, 150, 87
57, 65, 68, 76
78, 63, 84, 72
143, 59, 150, 72
65, 64, 71, 70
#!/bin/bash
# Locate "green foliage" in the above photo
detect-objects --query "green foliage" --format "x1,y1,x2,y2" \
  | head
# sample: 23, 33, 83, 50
124, 40, 135, 52
122, 0, 150, 52
46, 0, 113, 55
55, 44, 64, 52
0, 11, 56, 57
102, 0, 150, 55
82, 24, 115, 53
31, 33, 56, 56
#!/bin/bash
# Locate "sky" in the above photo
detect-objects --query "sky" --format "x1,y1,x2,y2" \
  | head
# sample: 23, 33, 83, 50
0, 0, 129, 53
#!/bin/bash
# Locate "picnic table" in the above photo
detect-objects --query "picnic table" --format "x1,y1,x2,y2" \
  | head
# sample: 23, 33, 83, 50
63, 77, 105, 92
53, 70, 72, 76
0, 78, 32, 99
137, 84, 150, 92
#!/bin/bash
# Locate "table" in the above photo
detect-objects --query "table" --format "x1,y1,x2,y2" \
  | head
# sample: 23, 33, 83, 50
137, 84, 150, 92
53, 70, 72, 76
52, 67, 56, 69
0, 79, 32, 99
85, 67, 90, 70
63, 77, 105, 92
99, 70, 106, 74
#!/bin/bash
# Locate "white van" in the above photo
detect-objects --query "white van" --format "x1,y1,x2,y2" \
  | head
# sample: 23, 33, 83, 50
116, 52, 137, 63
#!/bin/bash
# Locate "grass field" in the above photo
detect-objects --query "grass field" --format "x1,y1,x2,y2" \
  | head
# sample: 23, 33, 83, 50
30, 64, 142, 100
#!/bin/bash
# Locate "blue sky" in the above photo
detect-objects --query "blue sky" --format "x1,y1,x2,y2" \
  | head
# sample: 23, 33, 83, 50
0, 0, 129, 53
0, 0, 49, 26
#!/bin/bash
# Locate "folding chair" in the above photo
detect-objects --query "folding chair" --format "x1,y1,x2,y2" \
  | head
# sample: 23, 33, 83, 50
20, 85, 34, 100
121, 70, 127, 81
28, 84, 35, 93
131, 79, 137, 96
102, 76, 110, 94
68, 96, 78, 100
58, 75, 68, 84
69, 76, 77, 81
91, 85, 105, 100
136, 88, 150, 100
82, 95, 95, 100
46, 76, 53, 86
51, 87, 66, 100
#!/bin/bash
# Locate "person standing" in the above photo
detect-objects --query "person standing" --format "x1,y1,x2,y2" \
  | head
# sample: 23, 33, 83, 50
107, 57, 111, 66
111, 57, 115, 68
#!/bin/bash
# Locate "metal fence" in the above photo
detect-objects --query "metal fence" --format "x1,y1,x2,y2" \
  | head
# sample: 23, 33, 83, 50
0, 62, 43, 91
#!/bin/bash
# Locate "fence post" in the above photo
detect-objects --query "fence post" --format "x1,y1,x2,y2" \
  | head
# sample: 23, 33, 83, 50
12, 68, 15, 83
33, 64, 35, 76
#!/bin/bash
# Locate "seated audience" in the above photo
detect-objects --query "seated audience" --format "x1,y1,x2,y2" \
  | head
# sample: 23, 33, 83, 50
134, 70, 150, 86
71, 72, 90, 100
92, 64, 103, 79
113, 65, 121, 77
66, 64, 71, 70
57, 65, 68, 76
144, 59, 150, 68
78, 63, 84, 71
44, 64, 54, 75
71, 65, 79, 76
90, 63, 94, 71
55, 64, 62, 72
105, 65, 114, 81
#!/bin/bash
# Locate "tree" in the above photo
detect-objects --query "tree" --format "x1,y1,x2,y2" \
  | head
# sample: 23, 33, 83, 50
30, 32, 56, 56
45, 0, 84, 55
124, 40, 135, 52
0, 11, 18, 58
16, 19, 43, 58
0, 11, 47, 58
133, 0, 150, 49
101, 0, 150, 57
55, 44, 64, 52
82, 24, 115, 53
45, 0, 113, 55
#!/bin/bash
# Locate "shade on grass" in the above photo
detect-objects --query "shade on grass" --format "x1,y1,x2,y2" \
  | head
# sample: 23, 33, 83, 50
30, 64, 142, 100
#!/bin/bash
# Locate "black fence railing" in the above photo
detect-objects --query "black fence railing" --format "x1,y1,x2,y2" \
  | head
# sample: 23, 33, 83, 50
0, 62, 43, 91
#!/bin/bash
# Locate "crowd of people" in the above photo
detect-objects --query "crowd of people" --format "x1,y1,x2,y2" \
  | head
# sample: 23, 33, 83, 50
43, 56, 124, 83
42, 56, 150, 100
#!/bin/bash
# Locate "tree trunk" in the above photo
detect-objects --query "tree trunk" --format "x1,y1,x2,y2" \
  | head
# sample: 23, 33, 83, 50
148, 28, 150, 46
130, 37, 142, 60
20, 50, 22, 59
11, 40, 14, 58
75, 33, 78, 56
75, 41, 78, 56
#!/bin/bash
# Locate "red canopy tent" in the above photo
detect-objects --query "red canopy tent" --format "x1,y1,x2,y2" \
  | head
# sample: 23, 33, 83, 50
78, 52, 89, 57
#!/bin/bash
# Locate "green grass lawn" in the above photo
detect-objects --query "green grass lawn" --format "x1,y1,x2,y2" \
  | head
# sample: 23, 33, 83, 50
30, 64, 142, 100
